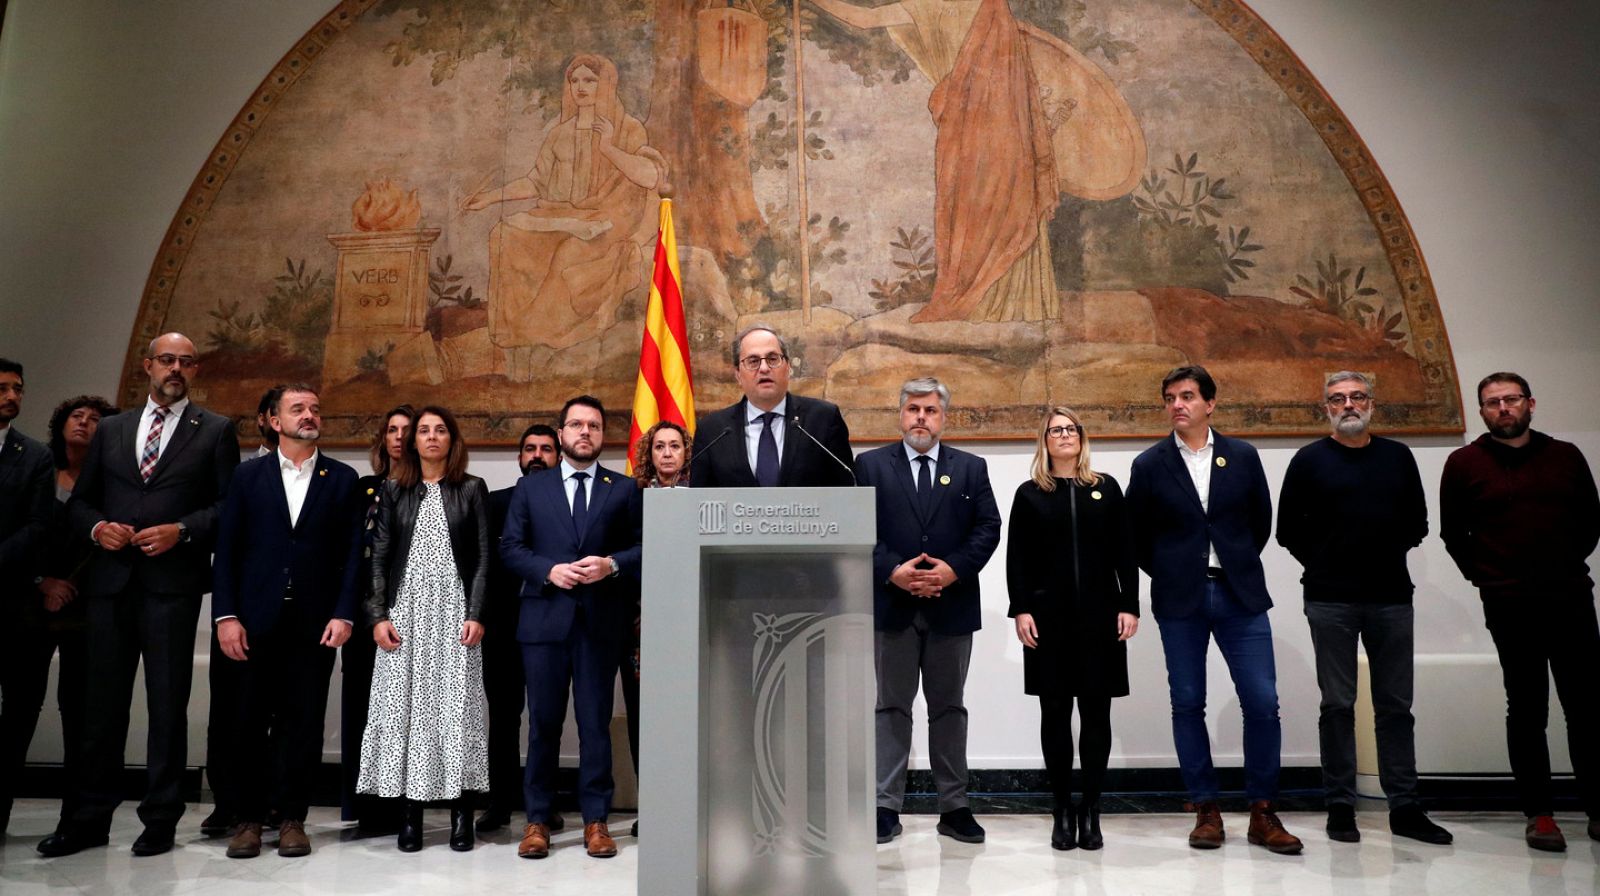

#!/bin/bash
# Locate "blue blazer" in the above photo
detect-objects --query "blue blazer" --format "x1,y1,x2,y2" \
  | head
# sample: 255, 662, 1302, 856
1126, 431, 1273, 619
854, 442, 1001, 635
211, 452, 364, 638
499, 463, 643, 645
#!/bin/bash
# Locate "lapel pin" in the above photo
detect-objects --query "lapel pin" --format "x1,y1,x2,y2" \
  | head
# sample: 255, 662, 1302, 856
319, 469, 327, 477
939, 474, 951, 486
190, 418, 200, 426
1091, 490, 1103, 500
1215, 456, 1227, 468
366, 487, 375, 496
602, 476, 612, 484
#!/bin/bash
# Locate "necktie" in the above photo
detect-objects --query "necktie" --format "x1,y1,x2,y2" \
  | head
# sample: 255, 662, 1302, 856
571, 471, 589, 538
915, 455, 933, 514
139, 407, 169, 482
755, 412, 779, 488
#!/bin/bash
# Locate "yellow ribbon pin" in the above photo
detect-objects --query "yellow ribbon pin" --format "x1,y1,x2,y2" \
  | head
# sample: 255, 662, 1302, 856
1215, 456, 1227, 468
1091, 490, 1103, 500
939, 475, 951, 486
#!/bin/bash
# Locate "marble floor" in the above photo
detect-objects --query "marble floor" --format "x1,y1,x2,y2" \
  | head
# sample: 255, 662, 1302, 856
1, 801, 1596, 895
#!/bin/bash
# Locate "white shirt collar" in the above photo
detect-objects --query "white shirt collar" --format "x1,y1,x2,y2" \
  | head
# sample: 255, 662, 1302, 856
560, 456, 596, 479
746, 396, 788, 424
1174, 426, 1214, 455
903, 440, 940, 464
144, 395, 190, 420
278, 447, 318, 473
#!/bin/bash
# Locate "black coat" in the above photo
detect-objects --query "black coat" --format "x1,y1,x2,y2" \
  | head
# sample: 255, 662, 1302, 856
365, 476, 490, 625
0, 426, 53, 588
689, 393, 854, 488
1006, 475, 1139, 698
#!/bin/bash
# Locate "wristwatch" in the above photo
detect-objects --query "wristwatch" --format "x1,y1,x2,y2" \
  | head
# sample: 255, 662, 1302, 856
608, 557, 620, 577
177, 522, 191, 543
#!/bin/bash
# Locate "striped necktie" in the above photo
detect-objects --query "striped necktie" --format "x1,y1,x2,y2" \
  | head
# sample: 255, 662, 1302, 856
139, 407, 169, 482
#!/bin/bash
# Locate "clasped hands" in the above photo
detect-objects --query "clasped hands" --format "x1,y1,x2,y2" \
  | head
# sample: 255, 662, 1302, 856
890, 553, 956, 598
95, 521, 179, 556
547, 555, 614, 590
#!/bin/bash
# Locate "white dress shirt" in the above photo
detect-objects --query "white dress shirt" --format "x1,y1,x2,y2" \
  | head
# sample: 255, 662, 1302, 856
743, 396, 788, 475
135, 395, 189, 466
903, 439, 941, 481
560, 457, 597, 513
279, 448, 317, 527
1175, 427, 1220, 568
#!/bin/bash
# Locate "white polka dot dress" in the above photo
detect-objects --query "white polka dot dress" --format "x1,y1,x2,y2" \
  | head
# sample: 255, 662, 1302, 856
356, 483, 490, 800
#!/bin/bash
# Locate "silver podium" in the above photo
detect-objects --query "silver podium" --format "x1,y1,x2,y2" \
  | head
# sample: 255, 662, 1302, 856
638, 487, 876, 896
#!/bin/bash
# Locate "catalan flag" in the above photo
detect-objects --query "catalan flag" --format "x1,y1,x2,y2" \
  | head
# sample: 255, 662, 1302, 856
627, 198, 695, 473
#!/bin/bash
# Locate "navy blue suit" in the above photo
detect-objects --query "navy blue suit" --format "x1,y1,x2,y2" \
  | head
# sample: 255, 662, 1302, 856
1127, 431, 1273, 619
856, 441, 1000, 814
1127, 430, 1282, 803
210, 451, 363, 821
499, 463, 642, 824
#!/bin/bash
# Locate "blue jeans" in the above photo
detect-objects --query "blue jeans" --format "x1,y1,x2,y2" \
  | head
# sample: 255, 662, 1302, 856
1157, 578, 1281, 803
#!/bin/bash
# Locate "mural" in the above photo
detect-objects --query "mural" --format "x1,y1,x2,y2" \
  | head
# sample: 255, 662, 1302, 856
121, 0, 1461, 443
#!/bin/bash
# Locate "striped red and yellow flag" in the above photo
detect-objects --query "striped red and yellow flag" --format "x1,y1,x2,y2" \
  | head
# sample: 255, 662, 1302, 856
627, 198, 695, 473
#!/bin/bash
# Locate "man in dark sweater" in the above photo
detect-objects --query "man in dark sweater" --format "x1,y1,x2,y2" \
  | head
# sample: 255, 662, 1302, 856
1440, 371, 1600, 852
1278, 371, 1451, 845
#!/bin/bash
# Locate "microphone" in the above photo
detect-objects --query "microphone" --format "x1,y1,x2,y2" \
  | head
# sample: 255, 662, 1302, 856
688, 428, 732, 474
791, 417, 857, 486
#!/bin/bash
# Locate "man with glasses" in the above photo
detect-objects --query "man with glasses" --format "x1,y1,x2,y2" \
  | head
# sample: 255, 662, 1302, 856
1441, 372, 1600, 851
39, 333, 240, 858
690, 325, 854, 489
1278, 372, 1451, 845
500, 397, 642, 859
1126, 365, 1302, 854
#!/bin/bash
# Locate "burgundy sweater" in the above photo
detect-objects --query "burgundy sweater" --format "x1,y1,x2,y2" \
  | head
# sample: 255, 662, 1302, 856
1440, 431, 1600, 598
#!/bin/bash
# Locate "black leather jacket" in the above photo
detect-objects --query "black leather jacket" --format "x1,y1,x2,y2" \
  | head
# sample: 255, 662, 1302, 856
365, 475, 490, 626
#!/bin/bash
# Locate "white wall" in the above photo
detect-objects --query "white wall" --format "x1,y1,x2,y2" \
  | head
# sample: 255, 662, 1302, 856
3, 0, 1597, 775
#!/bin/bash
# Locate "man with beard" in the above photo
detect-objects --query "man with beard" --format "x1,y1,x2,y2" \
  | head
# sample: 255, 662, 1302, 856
854, 377, 1000, 845
478, 423, 560, 832
1277, 372, 1451, 845
1441, 371, 1600, 851
209, 385, 362, 858
39, 333, 240, 858
500, 397, 642, 859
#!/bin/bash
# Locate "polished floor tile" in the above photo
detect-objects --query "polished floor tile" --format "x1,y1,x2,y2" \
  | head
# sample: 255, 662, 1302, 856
3, 801, 1596, 894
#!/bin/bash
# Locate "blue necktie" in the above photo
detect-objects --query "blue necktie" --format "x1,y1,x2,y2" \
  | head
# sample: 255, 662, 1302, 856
571, 471, 589, 538
755, 412, 779, 487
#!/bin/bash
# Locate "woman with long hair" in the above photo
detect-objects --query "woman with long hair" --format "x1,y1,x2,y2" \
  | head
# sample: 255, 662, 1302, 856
1007, 407, 1139, 850
341, 404, 415, 829
631, 419, 690, 489
358, 406, 490, 852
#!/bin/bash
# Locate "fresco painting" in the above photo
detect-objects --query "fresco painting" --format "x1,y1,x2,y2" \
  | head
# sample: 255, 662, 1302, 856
120, 0, 1461, 442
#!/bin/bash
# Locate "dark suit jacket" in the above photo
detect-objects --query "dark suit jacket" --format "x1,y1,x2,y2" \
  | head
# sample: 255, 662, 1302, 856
0, 427, 54, 588
1126, 431, 1273, 619
499, 464, 642, 645
855, 442, 1000, 635
690, 394, 854, 488
68, 401, 240, 596
484, 482, 526, 633
211, 452, 364, 639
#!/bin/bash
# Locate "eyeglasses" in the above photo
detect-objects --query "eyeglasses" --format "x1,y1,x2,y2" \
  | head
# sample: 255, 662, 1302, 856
1046, 425, 1084, 439
1480, 394, 1527, 410
562, 420, 604, 433
1325, 392, 1372, 407
148, 353, 199, 369
737, 354, 787, 371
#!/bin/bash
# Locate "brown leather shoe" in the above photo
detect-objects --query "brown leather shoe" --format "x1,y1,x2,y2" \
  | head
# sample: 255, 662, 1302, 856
518, 823, 551, 859
1524, 815, 1566, 852
1247, 800, 1304, 854
1187, 801, 1224, 849
225, 822, 262, 859
277, 820, 311, 857
584, 820, 618, 858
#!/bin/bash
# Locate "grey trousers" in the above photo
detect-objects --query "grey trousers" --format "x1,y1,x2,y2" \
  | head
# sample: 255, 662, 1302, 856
875, 614, 972, 813
1304, 601, 1418, 808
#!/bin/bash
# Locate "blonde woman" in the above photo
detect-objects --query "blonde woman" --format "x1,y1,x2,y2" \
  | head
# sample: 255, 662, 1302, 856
1006, 407, 1138, 851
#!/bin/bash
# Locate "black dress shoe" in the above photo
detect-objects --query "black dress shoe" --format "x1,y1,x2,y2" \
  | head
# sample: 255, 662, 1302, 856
1076, 803, 1103, 850
397, 801, 424, 852
1326, 803, 1360, 843
449, 805, 475, 852
1390, 806, 1452, 845
132, 826, 176, 856
200, 808, 234, 838
631, 819, 638, 837
37, 830, 110, 857
936, 808, 985, 844
876, 807, 902, 844
1050, 806, 1077, 851
476, 808, 511, 832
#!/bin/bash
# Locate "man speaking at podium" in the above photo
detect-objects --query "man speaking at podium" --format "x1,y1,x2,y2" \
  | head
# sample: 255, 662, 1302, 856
690, 325, 854, 489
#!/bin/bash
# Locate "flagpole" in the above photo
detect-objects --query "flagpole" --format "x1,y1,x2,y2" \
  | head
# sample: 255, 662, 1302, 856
792, 0, 812, 324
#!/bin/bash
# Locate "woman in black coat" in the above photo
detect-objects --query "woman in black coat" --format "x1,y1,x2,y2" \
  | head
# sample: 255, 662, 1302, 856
1007, 406, 1139, 851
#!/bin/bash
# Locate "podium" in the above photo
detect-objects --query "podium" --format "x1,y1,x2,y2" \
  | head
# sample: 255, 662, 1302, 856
638, 487, 876, 896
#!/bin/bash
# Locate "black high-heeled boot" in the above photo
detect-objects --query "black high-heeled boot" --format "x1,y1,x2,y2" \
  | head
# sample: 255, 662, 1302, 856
398, 800, 424, 852
450, 798, 475, 852
1051, 802, 1078, 850
1077, 802, 1103, 850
